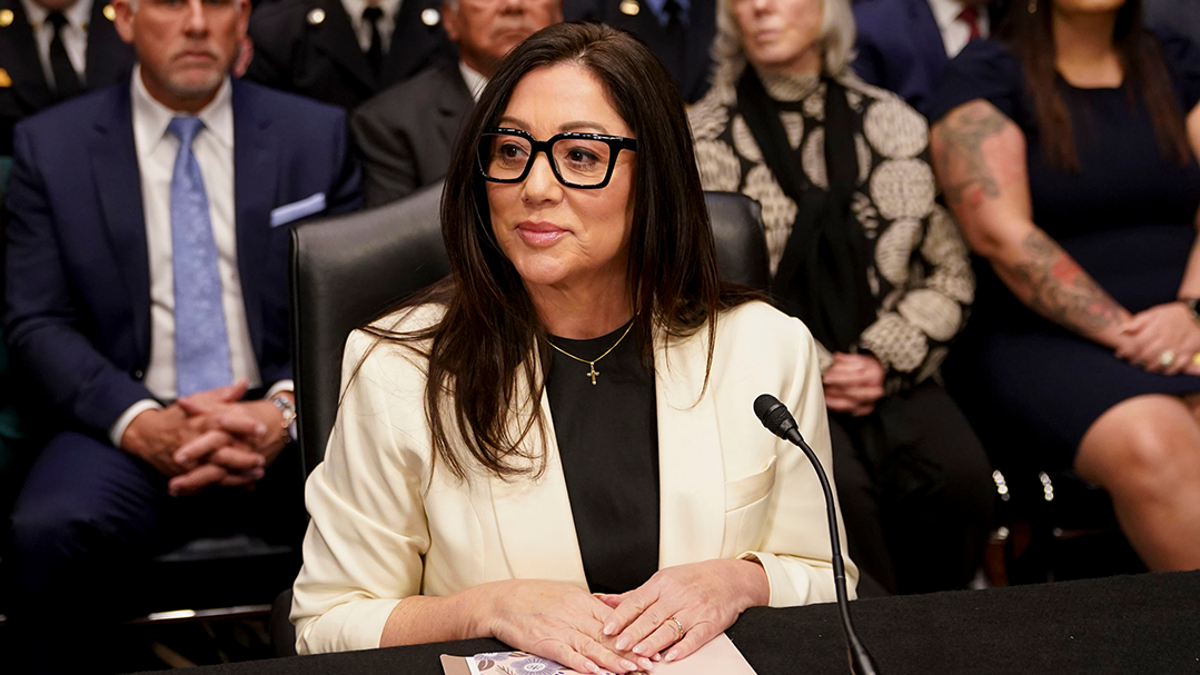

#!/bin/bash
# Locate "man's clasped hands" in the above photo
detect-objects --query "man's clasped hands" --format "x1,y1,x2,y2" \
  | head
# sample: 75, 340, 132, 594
119, 379, 290, 496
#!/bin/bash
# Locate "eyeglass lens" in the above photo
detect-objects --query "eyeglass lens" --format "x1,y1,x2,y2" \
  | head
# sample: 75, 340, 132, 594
483, 133, 614, 187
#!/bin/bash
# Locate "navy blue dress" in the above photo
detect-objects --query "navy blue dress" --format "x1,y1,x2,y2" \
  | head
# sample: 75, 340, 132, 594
929, 35, 1200, 466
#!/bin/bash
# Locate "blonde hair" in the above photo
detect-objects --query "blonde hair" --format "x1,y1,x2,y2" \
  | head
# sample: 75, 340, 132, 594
711, 0, 856, 81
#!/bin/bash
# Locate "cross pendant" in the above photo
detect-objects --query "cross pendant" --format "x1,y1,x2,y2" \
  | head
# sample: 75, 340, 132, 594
586, 363, 599, 385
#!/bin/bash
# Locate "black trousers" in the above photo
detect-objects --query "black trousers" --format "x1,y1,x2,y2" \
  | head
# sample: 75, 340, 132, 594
830, 382, 995, 595
4, 430, 304, 674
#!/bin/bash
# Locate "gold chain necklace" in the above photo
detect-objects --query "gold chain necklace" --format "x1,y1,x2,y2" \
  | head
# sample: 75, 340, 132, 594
545, 319, 636, 385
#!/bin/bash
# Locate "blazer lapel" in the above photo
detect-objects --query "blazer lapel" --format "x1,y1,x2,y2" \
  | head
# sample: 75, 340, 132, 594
489, 355, 590, 587
312, 0, 377, 93
231, 81, 278, 363
90, 84, 151, 361
434, 65, 473, 150
2, 0, 55, 111
653, 327, 725, 569
911, 0, 950, 68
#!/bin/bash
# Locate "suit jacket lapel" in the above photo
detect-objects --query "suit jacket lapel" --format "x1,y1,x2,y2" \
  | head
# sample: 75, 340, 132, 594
653, 327, 725, 569
231, 80, 278, 363
434, 65, 473, 151
90, 83, 151, 361
2, 0, 55, 111
488, 358, 590, 587
311, 0, 377, 93
380, 0, 435, 84
911, 0, 950, 68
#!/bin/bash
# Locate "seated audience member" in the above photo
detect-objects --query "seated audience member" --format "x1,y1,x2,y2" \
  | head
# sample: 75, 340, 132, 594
351, 0, 562, 207
929, 0, 1200, 570
243, 0, 455, 111
0, 0, 136, 154
292, 23, 854, 668
3, 0, 361, 669
564, 0, 716, 103
690, 0, 994, 595
852, 0, 997, 118
1146, 0, 1200, 46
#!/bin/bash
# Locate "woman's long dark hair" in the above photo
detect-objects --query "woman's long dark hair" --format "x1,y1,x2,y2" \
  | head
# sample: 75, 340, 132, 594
364, 23, 754, 481
997, 0, 1191, 170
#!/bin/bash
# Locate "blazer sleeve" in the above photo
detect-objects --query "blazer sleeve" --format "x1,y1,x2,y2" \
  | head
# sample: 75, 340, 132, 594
291, 328, 431, 654
3, 123, 158, 434
854, 100, 974, 389
739, 314, 858, 605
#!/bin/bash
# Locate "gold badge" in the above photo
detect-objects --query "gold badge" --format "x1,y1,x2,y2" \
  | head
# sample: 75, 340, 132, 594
0, 68, 11, 88
103, 4, 115, 21
420, 7, 439, 26
306, 7, 325, 25
619, 0, 639, 16
0, 8, 15, 27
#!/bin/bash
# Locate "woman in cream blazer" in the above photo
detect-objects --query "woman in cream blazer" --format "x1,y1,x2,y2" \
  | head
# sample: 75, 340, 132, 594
291, 23, 855, 673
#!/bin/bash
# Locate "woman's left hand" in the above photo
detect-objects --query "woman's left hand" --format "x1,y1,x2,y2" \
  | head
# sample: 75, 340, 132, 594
1116, 302, 1200, 374
594, 559, 769, 664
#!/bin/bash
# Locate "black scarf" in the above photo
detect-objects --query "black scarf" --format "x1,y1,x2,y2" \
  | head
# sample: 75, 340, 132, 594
735, 68, 876, 353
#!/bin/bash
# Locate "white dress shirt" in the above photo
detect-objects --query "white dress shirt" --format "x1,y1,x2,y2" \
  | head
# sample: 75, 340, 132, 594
458, 61, 487, 102
340, 0, 402, 53
927, 0, 989, 59
18, 0, 91, 88
111, 66, 291, 446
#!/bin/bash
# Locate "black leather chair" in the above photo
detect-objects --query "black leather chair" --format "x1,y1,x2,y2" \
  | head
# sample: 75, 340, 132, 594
273, 187, 766, 655
288, 185, 767, 474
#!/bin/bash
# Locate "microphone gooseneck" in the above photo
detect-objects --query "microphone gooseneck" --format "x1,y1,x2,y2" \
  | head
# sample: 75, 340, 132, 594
753, 394, 879, 675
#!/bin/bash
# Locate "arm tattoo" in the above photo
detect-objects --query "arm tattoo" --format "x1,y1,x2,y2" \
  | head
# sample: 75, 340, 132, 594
935, 106, 1008, 207
1011, 230, 1123, 333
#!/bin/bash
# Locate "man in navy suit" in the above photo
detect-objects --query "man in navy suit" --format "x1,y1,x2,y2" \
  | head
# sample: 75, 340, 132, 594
3, 0, 359, 669
852, 0, 997, 118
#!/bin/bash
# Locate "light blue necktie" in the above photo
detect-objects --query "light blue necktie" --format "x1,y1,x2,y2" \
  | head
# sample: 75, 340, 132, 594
168, 116, 233, 398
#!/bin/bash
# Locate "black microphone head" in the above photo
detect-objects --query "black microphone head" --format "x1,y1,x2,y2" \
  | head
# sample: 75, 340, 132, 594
754, 393, 798, 439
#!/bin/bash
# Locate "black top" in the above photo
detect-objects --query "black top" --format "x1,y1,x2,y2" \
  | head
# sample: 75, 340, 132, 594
545, 322, 659, 594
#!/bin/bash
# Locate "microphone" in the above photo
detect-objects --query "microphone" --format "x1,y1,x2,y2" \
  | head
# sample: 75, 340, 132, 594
753, 394, 879, 675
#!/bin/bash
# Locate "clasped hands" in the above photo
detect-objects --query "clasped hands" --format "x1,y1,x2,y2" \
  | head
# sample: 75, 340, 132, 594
486, 559, 768, 674
120, 379, 290, 496
1113, 302, 1200, 375
822, 352, 885, 417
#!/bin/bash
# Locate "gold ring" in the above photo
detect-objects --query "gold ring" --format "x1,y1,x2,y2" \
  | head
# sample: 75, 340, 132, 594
1192, 352, 1200, 367
1160, 350, 1177, 367
667, 616, 684, 642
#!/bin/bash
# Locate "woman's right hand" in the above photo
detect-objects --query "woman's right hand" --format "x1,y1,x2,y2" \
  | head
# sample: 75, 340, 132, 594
1116, 302, 1200, 375
483, 580, 648, 674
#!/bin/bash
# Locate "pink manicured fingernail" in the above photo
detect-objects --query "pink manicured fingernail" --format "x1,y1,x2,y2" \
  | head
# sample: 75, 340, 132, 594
621, 659, 638, 671
614, 637, 628, 651
632, 643, 648, 656
256, 424, 267, 436
651, 653, 662, 662
604, 622, 617, 636
638, 657, 655, 671
664, 650, 679, 663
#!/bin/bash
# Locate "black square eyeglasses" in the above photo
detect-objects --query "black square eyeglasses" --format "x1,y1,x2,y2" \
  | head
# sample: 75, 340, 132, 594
478, 127, 639, 189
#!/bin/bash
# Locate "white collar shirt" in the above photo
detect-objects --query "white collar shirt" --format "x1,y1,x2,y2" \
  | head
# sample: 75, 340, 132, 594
340, 0, 402, 53
111, 66, 267, 446
927, 0, 990, 59
18, 0, 92, 88
459, 60, 487, 102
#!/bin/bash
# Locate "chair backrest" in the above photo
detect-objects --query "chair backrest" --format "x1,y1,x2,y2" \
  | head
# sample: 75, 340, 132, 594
289, 189, 768, 474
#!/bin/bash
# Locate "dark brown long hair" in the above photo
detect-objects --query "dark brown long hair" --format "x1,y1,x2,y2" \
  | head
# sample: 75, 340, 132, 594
364, 23, 754, 481
997, 0, 1191, 170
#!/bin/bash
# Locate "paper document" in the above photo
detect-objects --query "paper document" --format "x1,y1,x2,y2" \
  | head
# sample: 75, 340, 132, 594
440, 632, 756, 675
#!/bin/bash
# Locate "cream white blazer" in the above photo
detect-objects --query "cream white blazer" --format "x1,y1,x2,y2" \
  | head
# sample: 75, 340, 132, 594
291, 301, 856, 654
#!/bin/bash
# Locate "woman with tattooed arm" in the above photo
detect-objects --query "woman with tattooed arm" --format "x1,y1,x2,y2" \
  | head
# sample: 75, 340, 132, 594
929, 0, 1200, 569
